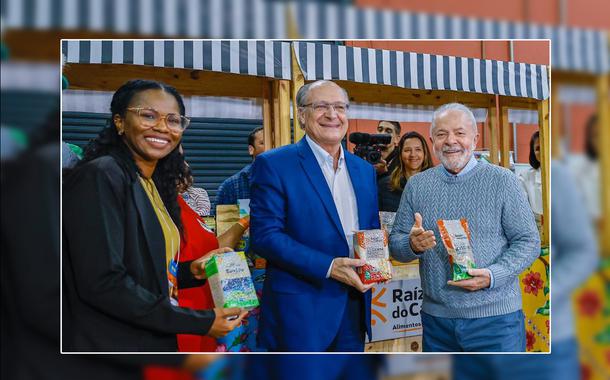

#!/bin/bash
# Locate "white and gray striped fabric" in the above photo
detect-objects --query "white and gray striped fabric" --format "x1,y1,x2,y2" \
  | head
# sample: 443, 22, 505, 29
288, 2, 608, 75
61, 40, 292, 80
3, 0, 608, 75
294, 42, 550, 100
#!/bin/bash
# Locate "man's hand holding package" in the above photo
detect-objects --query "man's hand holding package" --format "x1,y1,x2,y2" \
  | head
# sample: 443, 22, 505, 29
330, 257, 374, 293
447, 268, 491, 292
447, 268, 491, 291
409, 213, 436, 253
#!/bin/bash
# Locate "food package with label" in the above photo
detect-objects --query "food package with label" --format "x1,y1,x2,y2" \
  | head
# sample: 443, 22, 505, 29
437, 219, 477, 281
379, 211, 397, 234
353, 229, 393, 284
205, 251, 259, 309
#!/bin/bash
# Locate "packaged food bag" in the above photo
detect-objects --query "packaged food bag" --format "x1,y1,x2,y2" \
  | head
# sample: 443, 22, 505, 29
205, 251, 259, 309
353, 229, 393, 284
379, 211, 397, 234
437, 219, 476, 281
237, 199, 250, 252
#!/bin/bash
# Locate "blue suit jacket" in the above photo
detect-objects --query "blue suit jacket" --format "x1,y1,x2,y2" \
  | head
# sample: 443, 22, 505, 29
250, 138, 380, 351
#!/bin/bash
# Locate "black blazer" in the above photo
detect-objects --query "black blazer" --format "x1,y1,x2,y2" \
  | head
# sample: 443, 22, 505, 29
62, 152, 214, 352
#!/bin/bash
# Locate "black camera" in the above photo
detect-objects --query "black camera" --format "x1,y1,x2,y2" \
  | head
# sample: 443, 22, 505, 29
349, 132, 392, 164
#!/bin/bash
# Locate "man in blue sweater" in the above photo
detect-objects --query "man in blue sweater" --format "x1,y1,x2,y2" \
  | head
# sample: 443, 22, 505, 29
389, 103, 540, 352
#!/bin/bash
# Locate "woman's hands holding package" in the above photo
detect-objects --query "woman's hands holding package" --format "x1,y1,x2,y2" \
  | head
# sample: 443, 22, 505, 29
190, 247, 233, 280
207, 307, 249, 338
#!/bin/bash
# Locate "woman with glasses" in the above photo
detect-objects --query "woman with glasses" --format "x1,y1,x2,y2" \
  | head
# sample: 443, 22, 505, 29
63, 79, 246, 351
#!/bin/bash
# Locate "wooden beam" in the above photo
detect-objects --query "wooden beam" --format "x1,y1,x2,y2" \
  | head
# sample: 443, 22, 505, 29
487, 98, 499, 165
336, 80, 496, 109
63, 63, 266, 98
552, 71, 598, 86
7, 30, 196, 62
597, 73, 610, 256
537, 99, 551, 247
291, 45, 305, 143
499, 105, 511, 168
494, 95, 540, 110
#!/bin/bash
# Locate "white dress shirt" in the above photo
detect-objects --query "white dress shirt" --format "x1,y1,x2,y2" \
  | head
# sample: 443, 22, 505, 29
305, 136, 359, 278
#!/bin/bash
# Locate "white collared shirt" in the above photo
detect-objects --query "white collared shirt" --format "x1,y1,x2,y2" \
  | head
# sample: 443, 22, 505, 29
305, 136, 359, 277
441, 154, 478, 178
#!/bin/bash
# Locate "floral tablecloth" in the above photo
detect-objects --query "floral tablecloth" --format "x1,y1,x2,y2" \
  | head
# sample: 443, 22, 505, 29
574, 258, 610, 380
519, 247, 550, 352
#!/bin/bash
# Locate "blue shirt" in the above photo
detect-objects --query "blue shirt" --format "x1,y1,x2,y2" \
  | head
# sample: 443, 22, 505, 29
213, 164, 252, 215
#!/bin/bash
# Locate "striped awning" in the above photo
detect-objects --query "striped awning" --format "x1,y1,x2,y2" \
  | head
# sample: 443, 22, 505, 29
3, 0, 608, 75
289, 2, 609, 75
61, 40, 292, 80
294, 42, 550, 100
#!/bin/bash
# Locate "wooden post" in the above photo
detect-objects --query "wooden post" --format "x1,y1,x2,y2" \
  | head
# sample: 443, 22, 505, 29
291, 44, 306, 143
277, 80, 292, 147
488, 98, 499, 165
262, 80, 274, 150
597, 73, 610, 255
550, 68, 561, 159
499, 105, 511, 168
272, 81, 282, 149
538, 99, 551, 247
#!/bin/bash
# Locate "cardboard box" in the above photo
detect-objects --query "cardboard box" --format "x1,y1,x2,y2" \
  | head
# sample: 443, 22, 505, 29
205, 251, 259, 309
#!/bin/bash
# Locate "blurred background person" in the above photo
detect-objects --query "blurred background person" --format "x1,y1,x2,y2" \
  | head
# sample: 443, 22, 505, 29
378, 131, 434, 212
519, 131, 543, 216
178, 145, 211, 217
452, 161, 598, 379
568, 115, 602, 232
214, 126, 264, 211
373, 120, 401, 177
62, 79, 246, 351
175, 161, 251, 352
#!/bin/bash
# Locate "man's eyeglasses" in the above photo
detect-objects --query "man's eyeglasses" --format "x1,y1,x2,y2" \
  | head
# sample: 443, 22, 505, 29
301, 102, 349, 114
126, 107, 190, 131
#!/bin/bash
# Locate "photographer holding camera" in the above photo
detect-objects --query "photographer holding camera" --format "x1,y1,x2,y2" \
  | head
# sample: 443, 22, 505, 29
374, 120, 401, 177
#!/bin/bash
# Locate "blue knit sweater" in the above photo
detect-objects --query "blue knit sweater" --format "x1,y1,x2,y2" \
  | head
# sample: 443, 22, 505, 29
389, 160, 540, 319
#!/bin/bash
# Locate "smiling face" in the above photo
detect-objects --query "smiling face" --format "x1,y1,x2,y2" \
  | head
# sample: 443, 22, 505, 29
431, 109, 479, 174
114, 89, 183, 175
401, 137, 425, 173
298, 82, 349, 154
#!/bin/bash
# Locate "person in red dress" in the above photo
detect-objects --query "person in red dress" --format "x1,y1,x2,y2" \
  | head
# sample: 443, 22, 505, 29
176, 171, 250, 352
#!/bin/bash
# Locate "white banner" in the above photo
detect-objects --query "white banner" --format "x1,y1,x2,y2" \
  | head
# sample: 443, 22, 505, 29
370, 277, 423, 342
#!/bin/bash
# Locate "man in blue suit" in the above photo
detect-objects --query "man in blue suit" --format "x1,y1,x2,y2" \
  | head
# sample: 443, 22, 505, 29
250, 80, 380, 352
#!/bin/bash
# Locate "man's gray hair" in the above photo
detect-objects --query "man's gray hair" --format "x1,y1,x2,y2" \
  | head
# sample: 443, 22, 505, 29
430, 103, 477, 136
295, 80, 349, 129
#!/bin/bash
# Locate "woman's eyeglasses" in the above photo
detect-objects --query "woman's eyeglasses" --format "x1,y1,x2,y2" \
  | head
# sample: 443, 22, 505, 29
126, 107, 190, 131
